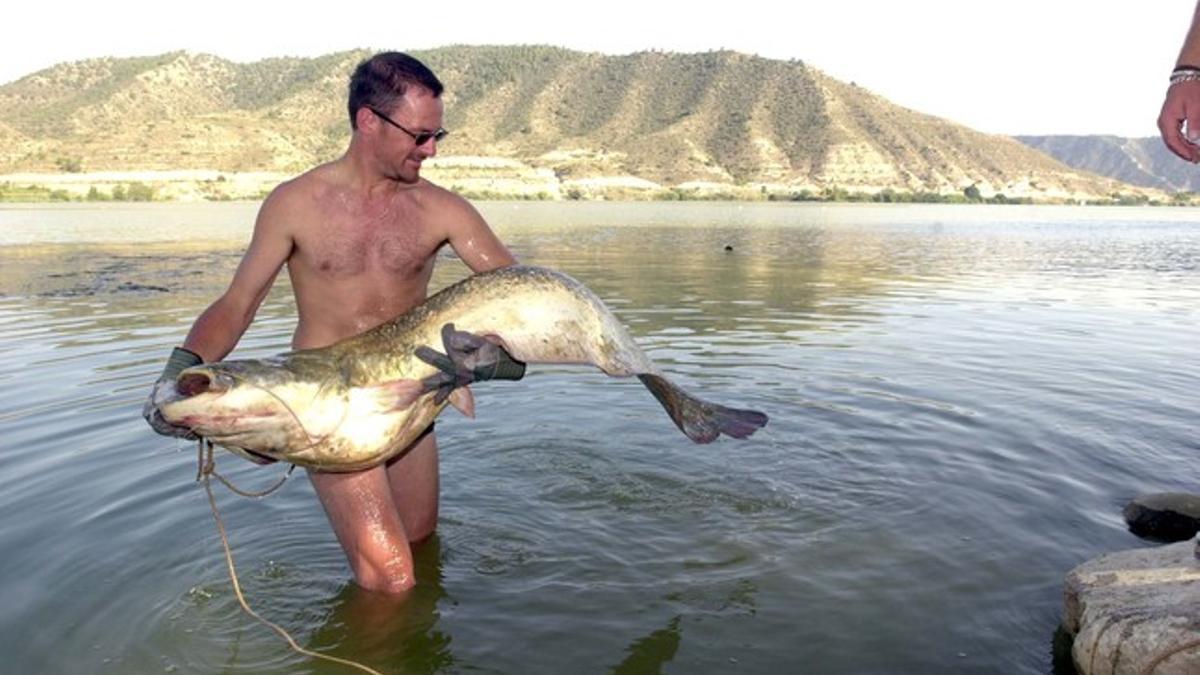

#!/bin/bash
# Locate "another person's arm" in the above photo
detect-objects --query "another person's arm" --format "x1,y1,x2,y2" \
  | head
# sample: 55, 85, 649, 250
1159, 1, 1200, 162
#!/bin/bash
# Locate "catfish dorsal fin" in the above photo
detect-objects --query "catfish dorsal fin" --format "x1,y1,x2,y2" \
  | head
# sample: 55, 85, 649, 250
449, 386, 475, 418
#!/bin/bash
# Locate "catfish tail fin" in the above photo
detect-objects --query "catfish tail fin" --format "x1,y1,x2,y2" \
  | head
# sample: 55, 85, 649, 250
638, 374, 768, 443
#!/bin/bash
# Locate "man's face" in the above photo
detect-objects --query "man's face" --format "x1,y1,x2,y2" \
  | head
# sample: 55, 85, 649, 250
374, 88, 445, 183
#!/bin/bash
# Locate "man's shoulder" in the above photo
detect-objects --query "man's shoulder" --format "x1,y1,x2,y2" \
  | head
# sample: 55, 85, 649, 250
270, 163, 339, 201
416, 179, 477, 215
258, 163, 342, 219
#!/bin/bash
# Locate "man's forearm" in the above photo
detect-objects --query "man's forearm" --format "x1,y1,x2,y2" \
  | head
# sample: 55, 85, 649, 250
181, 296, 255, 363
1178, 2, 1200, 66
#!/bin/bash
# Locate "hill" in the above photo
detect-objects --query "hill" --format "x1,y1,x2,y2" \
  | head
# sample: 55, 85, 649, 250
1016, 135, 1200, 193
0, 47, 1161, 202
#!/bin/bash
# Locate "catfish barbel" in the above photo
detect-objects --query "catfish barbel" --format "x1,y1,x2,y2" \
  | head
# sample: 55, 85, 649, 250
158, 265, 768, 471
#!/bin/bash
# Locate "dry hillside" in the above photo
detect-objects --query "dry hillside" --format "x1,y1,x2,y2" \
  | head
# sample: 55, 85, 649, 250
0, 47, 1156, 202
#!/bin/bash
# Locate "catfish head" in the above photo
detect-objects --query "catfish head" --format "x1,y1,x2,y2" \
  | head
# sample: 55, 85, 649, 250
157, 355, 348, 459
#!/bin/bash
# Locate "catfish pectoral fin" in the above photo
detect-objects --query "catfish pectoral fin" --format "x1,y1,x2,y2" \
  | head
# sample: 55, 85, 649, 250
448, 386, 476, 418
637, 374, 768, 443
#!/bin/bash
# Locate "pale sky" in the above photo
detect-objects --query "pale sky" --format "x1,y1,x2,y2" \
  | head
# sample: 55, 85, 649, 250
2, 0, 1195, 138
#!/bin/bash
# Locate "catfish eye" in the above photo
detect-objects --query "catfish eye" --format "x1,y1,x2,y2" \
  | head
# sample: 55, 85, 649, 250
177, 372, 213, 397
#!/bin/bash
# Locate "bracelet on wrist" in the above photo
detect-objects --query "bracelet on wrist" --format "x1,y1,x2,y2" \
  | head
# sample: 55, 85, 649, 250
1170, 70, 1200, 85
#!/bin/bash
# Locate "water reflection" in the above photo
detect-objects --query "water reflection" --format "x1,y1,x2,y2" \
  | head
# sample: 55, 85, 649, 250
306, 536, 453, 673
10, 206, 1192, 344
610, 615, 682, 675
0, 223, 927, 344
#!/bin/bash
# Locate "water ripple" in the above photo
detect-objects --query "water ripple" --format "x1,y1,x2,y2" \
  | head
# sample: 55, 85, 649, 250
1, 204, 1199, 674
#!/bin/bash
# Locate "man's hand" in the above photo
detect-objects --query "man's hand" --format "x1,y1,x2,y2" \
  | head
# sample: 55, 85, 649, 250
142, 347, 203, 439
416, 323, 526, 404
1159, 80, 1200, 163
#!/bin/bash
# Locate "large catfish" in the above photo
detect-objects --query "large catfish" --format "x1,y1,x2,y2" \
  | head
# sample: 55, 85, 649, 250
158, 265, 768, 471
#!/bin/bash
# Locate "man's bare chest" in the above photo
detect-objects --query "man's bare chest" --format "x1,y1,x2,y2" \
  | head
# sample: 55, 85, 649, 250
298, 219, 437, 278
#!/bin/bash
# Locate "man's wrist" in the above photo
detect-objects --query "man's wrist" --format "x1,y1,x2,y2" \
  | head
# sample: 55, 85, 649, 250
160, 347, 203, 382
477, 353, 525, 381
1171, 64, 1200, 84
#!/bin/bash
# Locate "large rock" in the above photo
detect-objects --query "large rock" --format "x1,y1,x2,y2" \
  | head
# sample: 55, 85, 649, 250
1064, 541, 1200, 675
1124, 493, 1200, 541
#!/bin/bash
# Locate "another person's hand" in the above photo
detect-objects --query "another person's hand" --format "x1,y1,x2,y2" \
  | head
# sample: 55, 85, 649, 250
416, 323, 526, 403
142, 347, 203, 439
1158, 70, 1200, 162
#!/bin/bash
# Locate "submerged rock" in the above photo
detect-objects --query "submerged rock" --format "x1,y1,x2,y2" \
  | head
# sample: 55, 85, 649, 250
1064, 541, 1200, 675
1123, 493, 1200, 541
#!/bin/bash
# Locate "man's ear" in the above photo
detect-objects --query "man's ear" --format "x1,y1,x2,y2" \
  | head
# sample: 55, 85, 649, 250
354, 107, 376, 132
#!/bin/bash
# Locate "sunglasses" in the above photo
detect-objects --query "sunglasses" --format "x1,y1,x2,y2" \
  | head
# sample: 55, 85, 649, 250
368, 107, 448, 146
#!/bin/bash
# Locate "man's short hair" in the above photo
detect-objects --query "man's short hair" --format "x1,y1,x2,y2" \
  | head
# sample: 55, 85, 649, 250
348, 52, 444, 129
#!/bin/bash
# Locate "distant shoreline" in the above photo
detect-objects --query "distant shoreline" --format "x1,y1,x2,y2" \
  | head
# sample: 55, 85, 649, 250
0, 168, 1190, 207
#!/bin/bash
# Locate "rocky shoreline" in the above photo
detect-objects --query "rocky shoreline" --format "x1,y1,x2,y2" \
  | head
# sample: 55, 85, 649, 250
1064, 541, 1200, 675
1063, 494, 1200, 675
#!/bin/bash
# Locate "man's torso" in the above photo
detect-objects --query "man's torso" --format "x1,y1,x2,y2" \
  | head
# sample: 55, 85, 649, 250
280, 165, 451, 350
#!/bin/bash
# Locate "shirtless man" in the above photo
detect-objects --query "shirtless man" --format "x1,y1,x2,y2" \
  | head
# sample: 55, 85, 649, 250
144, 52, 521, 593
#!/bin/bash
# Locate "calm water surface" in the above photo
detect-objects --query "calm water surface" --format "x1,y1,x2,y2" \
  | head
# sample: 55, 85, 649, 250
0, 202, 1197, 674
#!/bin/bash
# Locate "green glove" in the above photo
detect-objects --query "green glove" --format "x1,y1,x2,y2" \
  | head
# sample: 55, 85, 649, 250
143, 347, 203, 438
416, 323, 526, 403
160, 346, 203, 381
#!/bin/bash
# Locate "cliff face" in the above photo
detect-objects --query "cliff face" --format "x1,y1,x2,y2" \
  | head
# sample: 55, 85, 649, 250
1017, 134, 1200, 193
0, 47, 1152, 201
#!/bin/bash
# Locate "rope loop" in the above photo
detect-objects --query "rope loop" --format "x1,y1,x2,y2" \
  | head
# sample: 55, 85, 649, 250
197, 440, 384, 675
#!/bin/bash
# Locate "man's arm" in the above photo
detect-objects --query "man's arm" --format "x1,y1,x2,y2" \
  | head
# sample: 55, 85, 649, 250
143, 186, 295, 438
442, 194, 517, 273
1159, 1, 1200, 162
416, 191, 524, 393
182, 187, 297, 361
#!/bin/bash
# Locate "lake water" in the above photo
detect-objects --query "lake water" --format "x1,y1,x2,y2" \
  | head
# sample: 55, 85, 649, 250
0, 201, 1197, 674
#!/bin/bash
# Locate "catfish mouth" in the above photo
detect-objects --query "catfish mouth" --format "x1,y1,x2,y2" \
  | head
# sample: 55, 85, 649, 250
175, 367, 232, 398
157, 366, 239, 429
160, 366, 289, 445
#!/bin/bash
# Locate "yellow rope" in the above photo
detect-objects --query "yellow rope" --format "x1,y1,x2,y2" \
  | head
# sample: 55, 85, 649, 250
200, 445, 295, 498
198, 440, 384, 675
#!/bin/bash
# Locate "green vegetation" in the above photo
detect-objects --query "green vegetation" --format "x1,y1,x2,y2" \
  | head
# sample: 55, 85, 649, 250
0, 183, 71, 202
232, 51, 364, 110
759, 186, 1032, 204
1103, 192, 1151, 206
454, 188, 555, 201
3, 52, 182, 135
84, 182, 156, 201
108, 182, 156, 201
55, 157, 82, 173
423, 45, 579, 123
632, 51, 722, 133
0, 181, 156, 202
